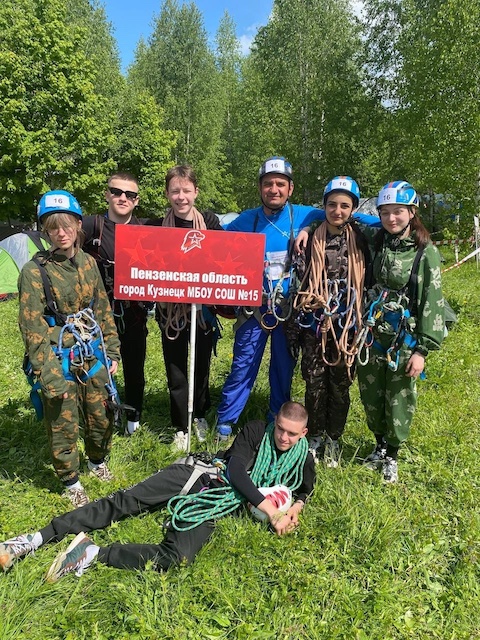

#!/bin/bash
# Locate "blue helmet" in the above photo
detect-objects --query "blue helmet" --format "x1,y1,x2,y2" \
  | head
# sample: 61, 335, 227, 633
37, 190, 83, 222
258, 156, 293, 181
323, 176, 360, 208
377, 181, 419, 209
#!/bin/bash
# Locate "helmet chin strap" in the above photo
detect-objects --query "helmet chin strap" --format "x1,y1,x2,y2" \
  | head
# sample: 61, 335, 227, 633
389, 221, 411, 247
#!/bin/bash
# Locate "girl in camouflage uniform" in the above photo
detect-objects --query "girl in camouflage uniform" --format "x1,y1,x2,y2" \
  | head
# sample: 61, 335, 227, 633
18, 191, 121, 507
357, 181, 444, 482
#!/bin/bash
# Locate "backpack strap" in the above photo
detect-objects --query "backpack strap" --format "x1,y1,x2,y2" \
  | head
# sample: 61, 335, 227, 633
24, 230, 49, 252
31, 256, 67, 325
406, 244, 425, 316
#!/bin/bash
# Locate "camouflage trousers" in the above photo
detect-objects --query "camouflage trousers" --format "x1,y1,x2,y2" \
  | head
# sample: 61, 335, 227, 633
300, 330, 354, 440
357, 339, 417, 447
42, 365, 113, 483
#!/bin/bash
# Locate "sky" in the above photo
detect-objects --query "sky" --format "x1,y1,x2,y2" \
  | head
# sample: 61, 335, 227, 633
102, 0, 274, 72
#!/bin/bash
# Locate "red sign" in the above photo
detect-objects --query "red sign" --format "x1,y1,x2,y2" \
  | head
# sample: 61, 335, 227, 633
114, 225, 265, 305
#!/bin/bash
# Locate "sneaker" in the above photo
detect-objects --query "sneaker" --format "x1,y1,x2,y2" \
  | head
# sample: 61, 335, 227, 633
324, 437, 340, 468
217, 423, 232, 441
0, 534, 38, 571
363, 442, 387, 470
63, 486, 90, 509
382, 457, 398, 483
125, 420, 140, 436
193, 417, 208, 442
88, 462, 114, 482
308, 435, 324, 463
172, 430, 189, 452
45, 532, 97, 583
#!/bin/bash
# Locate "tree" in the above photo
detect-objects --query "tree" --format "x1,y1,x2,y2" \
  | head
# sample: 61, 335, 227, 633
363, 0, 480, 222
0, 0, 115, 221
108, 87, 177, 216
236, 0, 379, 204
130, 0, 236, 212
65, 0, 123, 100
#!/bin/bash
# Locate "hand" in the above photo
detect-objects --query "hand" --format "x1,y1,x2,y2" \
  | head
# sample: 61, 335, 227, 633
271, 501, 303, 536
405, 352, 425, 378
293, 228, 310, 253
109, 360, 118, 375
288, 343, 300, 361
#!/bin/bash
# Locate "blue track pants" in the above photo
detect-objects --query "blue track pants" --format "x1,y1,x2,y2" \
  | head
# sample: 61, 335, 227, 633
217, 313, 296, 424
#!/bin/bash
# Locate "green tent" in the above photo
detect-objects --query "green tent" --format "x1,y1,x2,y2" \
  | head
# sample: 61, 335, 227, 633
0, 231, 50, 296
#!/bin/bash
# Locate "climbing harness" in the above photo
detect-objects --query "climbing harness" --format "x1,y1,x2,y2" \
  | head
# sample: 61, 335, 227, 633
256, 204, 296, 330
166, 422, 308, 531
23, 256, 130, 422
356, 244, 425, 370
355, 288, 388, 366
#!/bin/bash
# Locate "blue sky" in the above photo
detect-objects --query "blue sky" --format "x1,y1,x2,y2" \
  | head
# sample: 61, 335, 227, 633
102, 0, 274, 72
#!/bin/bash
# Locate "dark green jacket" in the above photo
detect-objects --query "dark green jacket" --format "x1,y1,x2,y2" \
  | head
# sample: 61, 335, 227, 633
18, 249, 121, 399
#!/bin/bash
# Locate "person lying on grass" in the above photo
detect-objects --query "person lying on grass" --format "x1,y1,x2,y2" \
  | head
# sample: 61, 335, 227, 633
0, 401, 315, 583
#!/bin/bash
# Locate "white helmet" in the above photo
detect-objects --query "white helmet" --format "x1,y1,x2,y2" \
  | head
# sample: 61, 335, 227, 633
248, 485, 293, 522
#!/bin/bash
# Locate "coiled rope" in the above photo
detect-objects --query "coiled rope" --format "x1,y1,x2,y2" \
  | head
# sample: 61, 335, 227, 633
294, 222, 365, 374
167, 423, 309, 531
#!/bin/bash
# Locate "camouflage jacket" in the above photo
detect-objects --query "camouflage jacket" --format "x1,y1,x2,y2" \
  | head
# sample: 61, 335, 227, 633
362, 228, 444, 355
18, 248, 121, 399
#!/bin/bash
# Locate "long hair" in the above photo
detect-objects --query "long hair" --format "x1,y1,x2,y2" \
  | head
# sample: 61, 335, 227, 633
374, 206, 430, 252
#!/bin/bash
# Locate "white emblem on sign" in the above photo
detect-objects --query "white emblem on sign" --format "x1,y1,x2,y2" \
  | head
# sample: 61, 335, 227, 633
181, 230, 206, 253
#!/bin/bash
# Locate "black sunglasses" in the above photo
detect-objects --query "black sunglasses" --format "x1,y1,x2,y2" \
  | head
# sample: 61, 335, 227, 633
108, 186, 138, 201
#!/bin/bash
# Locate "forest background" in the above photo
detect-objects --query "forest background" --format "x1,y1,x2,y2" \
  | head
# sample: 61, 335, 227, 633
1, 1, 480, 637
1, 0, 479, 236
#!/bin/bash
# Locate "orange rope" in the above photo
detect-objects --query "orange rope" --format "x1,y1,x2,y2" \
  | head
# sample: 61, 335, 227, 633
294, 222, 365, 375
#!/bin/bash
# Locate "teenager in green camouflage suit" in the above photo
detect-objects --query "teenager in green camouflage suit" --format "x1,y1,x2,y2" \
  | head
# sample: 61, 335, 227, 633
356, 181, 444, 483
18, 190, 121, 508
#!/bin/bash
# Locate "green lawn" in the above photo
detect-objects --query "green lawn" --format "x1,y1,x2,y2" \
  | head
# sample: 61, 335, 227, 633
1, 251, 479, 639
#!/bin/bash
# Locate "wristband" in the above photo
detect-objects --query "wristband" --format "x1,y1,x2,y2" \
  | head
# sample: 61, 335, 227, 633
414, 346, 428, 357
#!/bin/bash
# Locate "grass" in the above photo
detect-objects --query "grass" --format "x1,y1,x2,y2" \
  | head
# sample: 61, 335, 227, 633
1, 248, 480, 639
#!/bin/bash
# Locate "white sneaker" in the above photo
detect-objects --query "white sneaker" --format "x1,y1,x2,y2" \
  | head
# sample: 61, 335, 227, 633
308, 435, 324, 463
324, 437, 340, 468
364, 443, 387, 470
193, 418, 208, 442
88, 461, 114, 482
63, 486, 90, 508
172, 431, 188, 452
125, 420, 140, 436
0, 533, 39, 571
382, 457, 398, 483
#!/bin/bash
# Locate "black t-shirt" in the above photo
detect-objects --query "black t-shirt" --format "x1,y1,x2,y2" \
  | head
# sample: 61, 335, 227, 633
82, 213, 149, 299
82, 211, 222, 297
223, 420, 315, 507
150, 210, 223, 231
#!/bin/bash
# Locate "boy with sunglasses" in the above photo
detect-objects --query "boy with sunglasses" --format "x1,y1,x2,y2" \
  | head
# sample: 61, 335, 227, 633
83, 172, 148, 435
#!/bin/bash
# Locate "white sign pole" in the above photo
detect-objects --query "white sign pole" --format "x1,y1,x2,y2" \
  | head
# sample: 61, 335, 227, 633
474, 215, 479, 269
186, 303, 199, 452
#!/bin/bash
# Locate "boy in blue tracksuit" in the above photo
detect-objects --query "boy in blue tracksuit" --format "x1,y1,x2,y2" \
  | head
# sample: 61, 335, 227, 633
216, 157, 319, 438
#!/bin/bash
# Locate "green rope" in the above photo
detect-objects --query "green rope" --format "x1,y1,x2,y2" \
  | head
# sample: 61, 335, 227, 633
167, 423, 308, 531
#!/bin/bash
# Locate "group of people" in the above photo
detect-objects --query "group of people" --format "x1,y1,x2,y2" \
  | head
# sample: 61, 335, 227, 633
0, 156, 444, 582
